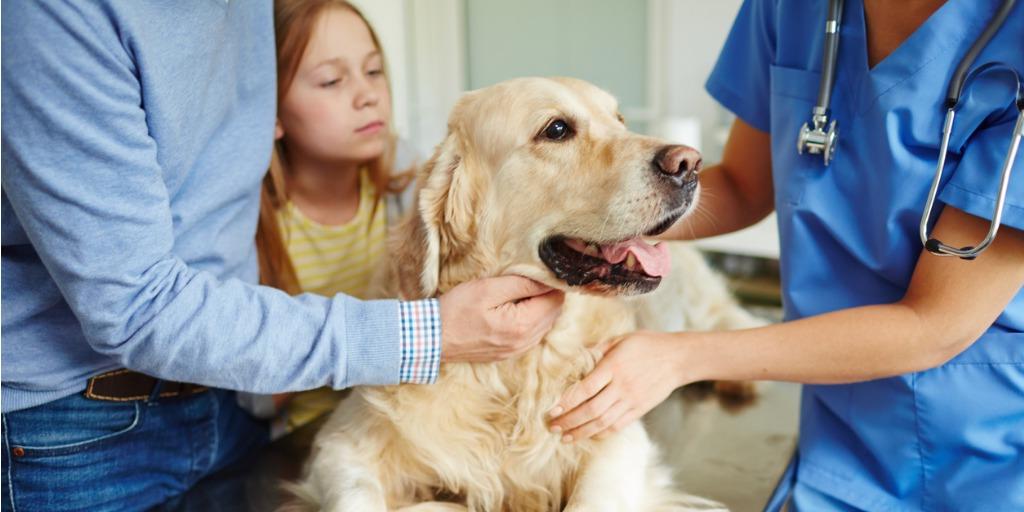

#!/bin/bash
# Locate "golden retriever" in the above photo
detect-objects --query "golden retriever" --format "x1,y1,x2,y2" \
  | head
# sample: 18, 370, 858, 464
287, 77, 761, 511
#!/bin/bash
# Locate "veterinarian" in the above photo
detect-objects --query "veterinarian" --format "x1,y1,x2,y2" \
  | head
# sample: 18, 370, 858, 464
0, 2, 564, 509
549, 0, 1024, 510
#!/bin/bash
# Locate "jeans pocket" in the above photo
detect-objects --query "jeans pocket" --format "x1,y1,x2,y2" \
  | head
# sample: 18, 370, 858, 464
5, 394, 142, 457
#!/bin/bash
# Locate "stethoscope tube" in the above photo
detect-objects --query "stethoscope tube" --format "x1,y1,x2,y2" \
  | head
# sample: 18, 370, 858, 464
815, 0, 844, 113
796, 0, 844, 165
921, 68, 1024, 259
944, 0, 1019, 108
920, 0, 1021, 259
797, 0, 1021, 260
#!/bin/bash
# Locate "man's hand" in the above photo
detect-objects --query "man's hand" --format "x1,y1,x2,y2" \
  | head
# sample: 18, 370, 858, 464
439, 276, 565, 362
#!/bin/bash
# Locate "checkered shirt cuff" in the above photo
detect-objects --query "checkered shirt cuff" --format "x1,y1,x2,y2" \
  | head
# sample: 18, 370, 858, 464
398, 299, 442, 384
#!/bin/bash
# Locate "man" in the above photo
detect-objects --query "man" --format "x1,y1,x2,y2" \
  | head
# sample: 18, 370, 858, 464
1, 2, 563, 510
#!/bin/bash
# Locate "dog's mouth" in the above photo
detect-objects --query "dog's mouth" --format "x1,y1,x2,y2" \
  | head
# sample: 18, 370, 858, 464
538, 211, 684, 295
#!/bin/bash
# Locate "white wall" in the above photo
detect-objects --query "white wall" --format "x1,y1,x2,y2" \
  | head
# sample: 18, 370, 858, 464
652, 0, 780, 259
655, 0, 743, 160
404, 0, 466, 159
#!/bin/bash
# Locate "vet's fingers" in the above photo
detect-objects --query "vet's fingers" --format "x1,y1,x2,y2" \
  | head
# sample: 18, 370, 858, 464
549, 383, 618, 433
593, 408, 642, 441
548, 370, 614, 425
564, 400, 630, 442
590, 336, 621, 359
485, 275, 555, 306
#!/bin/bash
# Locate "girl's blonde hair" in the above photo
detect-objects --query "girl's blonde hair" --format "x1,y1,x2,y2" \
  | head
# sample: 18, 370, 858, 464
257, 0, 410, 294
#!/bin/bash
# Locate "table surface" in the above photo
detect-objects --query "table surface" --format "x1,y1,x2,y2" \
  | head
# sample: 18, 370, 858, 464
162, 381, 800, 512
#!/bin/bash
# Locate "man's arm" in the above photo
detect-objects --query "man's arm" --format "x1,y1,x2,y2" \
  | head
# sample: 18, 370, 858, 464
0, 2, 402, 393
660, 118, 775, 241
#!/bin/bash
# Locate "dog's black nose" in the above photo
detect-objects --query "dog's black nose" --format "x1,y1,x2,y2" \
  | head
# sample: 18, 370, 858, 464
654, 145, 702, 184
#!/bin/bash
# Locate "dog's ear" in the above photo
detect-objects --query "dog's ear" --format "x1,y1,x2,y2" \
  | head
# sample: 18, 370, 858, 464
391, 130, 481, 298
419, 130, 482, 295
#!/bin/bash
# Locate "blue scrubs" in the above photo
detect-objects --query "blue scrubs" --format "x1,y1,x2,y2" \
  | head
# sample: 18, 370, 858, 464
706, 0, 1024, 510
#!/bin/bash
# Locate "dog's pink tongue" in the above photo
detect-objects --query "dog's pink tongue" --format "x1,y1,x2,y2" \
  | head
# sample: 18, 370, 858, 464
600, 238, 671, 277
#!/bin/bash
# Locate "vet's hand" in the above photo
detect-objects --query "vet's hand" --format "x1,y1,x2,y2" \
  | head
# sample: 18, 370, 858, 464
439, 275, 565, 363
547, 331, 689, 442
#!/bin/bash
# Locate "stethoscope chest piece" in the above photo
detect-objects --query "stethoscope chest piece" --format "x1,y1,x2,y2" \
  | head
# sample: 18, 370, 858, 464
797, 112, 839, 165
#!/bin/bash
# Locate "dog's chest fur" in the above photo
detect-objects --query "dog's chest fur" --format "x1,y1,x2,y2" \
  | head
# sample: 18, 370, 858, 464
357, 293, 636, 510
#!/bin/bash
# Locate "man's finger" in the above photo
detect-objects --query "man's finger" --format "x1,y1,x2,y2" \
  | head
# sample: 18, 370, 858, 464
517, 289, 565, 319
487, 275, 554, 305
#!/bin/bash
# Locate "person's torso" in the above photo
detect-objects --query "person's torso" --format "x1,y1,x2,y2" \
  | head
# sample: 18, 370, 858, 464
765, 1, 1024, 509
769, 0, 1023, 329
1, 1, 276, 408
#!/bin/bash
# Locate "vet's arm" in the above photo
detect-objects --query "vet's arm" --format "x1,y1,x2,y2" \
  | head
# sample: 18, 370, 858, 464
690, 207, 1024, 384
659, 118, 775, 241
550, 207, 1023, 440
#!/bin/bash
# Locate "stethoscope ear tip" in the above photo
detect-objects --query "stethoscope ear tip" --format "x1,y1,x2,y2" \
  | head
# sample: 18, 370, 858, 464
925, 238, 980, 260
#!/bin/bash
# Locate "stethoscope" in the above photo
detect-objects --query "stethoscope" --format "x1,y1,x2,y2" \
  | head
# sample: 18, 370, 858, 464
797, 0, 1023, 259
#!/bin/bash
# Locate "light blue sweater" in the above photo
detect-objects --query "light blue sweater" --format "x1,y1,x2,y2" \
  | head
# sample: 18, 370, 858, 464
1, 1, 404, 413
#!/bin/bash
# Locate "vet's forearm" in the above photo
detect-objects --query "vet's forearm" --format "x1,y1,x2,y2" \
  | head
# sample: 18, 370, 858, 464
683, 207, 1024, 385
682, 302, 963, 385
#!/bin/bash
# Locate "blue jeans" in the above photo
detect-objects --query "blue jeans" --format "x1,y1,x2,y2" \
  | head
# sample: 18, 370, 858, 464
2, 388, 268, 512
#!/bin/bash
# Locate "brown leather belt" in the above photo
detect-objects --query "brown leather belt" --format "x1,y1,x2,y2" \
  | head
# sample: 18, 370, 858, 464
84, 369, 208, 402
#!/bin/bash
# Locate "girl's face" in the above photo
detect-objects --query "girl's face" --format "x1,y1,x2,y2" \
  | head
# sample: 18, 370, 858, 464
277, 7, 391, 165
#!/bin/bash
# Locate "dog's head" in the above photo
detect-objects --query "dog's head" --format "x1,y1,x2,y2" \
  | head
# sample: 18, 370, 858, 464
394, 77, 701, 298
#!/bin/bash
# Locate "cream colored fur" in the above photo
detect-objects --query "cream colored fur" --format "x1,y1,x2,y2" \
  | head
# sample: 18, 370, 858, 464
287, 78, 759, 512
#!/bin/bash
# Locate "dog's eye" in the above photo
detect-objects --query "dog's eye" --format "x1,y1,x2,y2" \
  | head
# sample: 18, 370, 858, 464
543, 120, 572, 141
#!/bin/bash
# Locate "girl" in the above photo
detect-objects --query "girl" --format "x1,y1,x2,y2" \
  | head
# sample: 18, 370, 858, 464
252, 0, 414, 435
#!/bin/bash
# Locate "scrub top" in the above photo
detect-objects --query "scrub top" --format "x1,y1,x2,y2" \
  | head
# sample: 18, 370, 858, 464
705, 0, 1024, 510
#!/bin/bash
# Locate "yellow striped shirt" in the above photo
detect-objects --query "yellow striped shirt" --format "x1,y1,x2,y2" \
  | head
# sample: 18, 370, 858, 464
279, 170, 387, 300
276, 169, 388, 433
